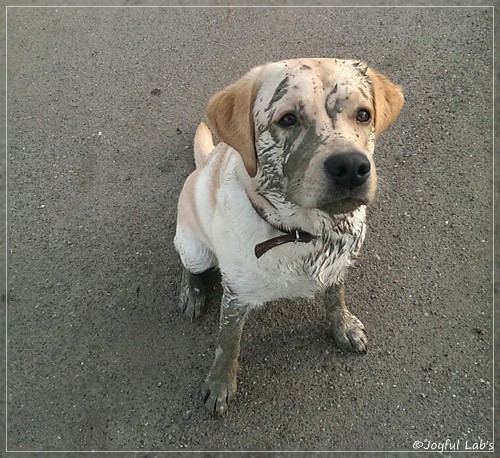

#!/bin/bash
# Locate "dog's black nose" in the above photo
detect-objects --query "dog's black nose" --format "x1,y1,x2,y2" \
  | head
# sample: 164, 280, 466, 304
324, 152, 371, 189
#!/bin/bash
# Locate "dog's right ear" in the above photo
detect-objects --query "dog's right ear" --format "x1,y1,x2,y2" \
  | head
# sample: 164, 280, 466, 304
367, 67, 404, 137
206, 67, 263, 177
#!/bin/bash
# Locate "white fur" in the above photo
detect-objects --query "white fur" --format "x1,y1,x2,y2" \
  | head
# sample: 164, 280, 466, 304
172, 57, 402, 309
174, 143, 366, 307
174, 58, 404, 416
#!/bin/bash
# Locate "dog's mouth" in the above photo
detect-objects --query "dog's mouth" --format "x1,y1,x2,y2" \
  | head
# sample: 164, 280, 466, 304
318, 197, 367, 215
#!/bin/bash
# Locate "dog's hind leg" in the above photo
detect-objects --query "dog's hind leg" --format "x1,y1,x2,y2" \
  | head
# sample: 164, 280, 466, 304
324, 282, 368, 353
175, 226, 217, 320
178, 267, 209, 321
202, 281, 249, 417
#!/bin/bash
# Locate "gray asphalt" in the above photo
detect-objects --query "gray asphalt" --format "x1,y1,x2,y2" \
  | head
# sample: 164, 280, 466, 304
6, 5, 494, 455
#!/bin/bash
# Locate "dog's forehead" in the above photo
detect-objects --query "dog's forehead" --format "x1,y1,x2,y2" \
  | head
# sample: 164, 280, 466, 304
257, 58, 369, 102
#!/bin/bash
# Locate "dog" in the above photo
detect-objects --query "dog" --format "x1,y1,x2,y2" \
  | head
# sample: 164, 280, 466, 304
174, 58, 404, 416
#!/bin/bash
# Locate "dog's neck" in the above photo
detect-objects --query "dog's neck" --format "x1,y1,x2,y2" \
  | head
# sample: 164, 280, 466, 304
254, 229, 316, 259
248, 190, 359, 259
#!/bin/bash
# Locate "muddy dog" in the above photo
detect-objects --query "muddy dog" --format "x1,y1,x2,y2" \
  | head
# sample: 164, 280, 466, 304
174, 58, 404, 416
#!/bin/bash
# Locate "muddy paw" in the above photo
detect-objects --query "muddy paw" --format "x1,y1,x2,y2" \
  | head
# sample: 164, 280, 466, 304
178, 268, 207, 321
332, 311, 368, 353
202, 378, 237, 417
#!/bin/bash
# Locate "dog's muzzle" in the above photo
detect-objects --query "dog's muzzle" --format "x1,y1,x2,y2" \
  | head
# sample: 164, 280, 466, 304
324, 152, 371, 190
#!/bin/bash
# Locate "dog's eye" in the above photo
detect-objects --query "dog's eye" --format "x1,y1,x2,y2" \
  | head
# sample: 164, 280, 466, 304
278, 113, 297, 127
356, 109, 371, 123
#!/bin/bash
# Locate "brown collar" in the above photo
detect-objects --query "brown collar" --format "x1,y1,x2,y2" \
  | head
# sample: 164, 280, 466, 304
254, 229, 316, 259
249, 195, 317, 259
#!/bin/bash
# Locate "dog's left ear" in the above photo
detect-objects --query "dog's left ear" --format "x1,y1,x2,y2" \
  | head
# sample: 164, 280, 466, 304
367, 68, 404, 136
206, 66, 264, 177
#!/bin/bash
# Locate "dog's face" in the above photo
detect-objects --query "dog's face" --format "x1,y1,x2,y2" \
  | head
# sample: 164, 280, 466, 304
206, 58, 404, 216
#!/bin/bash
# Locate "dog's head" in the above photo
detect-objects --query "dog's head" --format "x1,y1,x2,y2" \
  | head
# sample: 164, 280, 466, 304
206, 58, 404, 216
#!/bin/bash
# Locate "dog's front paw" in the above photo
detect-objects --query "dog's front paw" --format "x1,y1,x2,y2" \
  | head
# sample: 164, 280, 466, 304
332, 311, 368, 353
178, 267, 207, 321
202, 377, 237, 417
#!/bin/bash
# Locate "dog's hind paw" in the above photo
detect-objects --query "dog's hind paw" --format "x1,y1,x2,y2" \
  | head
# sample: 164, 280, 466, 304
178, 267, 207, 321
332, 311, 368, 354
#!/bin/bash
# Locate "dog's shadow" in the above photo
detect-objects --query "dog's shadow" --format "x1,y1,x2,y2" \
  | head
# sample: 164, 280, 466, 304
197, 268, 356, 370
174, 267, 369, 420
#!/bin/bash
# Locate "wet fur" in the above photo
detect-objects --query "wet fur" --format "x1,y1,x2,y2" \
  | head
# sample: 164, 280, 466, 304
174, 58, 404, 416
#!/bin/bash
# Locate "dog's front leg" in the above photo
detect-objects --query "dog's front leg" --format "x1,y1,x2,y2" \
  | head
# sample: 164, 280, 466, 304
325, 282, 368, 353
202, 283, 249, 417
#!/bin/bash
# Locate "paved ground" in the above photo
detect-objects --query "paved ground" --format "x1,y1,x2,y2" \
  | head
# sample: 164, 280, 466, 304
5, 5, 494, 455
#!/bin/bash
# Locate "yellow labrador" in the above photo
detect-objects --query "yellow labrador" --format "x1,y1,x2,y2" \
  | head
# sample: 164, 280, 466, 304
174, 58, 404, 416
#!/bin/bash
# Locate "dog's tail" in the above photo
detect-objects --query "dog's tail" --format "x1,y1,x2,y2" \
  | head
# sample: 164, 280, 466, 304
193, 122, 214, 169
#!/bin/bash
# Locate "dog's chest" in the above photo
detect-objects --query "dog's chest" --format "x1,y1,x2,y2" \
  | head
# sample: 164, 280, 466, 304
250, 208, 367, 302
305, 217, 366, 287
